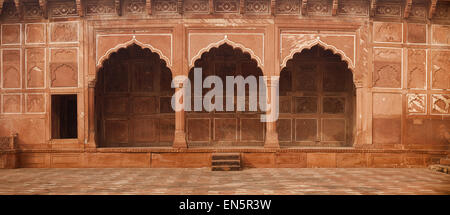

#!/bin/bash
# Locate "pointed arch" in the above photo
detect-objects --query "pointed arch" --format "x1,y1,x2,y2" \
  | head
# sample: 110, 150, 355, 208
96, 36, 172, 69
189, 35, 264, 70
281, 37, 355, 71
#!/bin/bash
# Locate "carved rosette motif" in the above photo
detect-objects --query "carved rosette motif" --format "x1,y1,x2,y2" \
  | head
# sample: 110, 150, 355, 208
1, 2, 20, 19
407, 94, 426, 114
409, 4, 427, 19
49, 1, 78, 17
338, 0, 368, 17
277, 0, 300, 14
245, 0, 269, 14
214, 0, 239, 13
432, 94, 450, 115
153, 0, 178, 14
24, 2, 43, 19
434, 2, 449, 19
86, 0, 116, 15
125, 0, 145, 14
375, 3, 401, 18
184, 0, 209, 13
307, 0, 330, 16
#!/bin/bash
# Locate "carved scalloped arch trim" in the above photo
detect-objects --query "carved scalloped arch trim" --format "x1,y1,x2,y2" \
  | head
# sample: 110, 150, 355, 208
281, 37, 355, 71
96, 36, 172, 68
189, 35, 264, 69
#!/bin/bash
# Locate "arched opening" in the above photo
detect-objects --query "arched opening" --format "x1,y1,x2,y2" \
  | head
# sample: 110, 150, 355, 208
186, 43, 266, 147
277, 45, 356, 147
95, 44, 174, 147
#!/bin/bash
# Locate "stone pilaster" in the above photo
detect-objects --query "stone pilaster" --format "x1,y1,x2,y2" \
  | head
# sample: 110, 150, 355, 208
172, 77, 188, 148
264, 76, 280, 149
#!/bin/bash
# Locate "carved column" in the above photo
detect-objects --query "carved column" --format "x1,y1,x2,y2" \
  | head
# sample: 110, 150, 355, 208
172, 78, 187, 148
87, 78, 97, 148
264, 76, 280, 149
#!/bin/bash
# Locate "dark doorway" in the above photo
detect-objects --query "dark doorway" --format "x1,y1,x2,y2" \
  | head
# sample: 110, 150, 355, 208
95, 44, 174, 147
278, 45, 356, 147
51, 94, 78, 139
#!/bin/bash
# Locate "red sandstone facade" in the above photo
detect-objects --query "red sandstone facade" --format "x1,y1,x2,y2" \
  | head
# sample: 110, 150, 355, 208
0, 0, 449, 169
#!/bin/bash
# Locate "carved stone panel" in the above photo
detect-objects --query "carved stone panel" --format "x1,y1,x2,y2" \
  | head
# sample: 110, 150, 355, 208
1, 24, 21, 45
24, 2, 44, 19
432, 94, 450, 115
431, 25, 450, 45
322, 118, 345, 142
373, 93, 402, 117
184, 0, 210, 13
240, 118, 264, 142
431, 50, 450, 90
50, 22, 79, 43
294, 97, 318, 113
86, 0, 116, 16
323, 97, 345, 114
434, 2, 450, 20
245, 0, 270, 14
277, 118, 292, 142
188, 118, 210, 142
2, 94, 21, 114
407, 23, 426, 44
214, 118, 237, 141
25, 94, 45, 113
50, 48, 78, 88
373, 48, 402, 88
214, 0, 240, 13
124, 0, 146, 14
153, 0, 178, 14
307, 0, 331, 16
26, 48, 46, 89
407, 49, 426, 89
2, 49, 21, 89
337, 0, 369, 17
25, 23, 46, 44
407, 94, 426, 114
295, 119, 317, 142
409, 4, 427, 20
49, 0, 78, 17
373, 22, 402, 43
277, 0, 300, 14
375, 2, 401, 18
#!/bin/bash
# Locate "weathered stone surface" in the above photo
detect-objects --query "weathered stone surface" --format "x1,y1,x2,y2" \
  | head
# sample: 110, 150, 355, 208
432, 25, 450, 45
2, 49, 21, 89
373, 48, 402, 88
1, 24, 21, 45
407, 49, 426, 89
25, 23, 45, 44
26, 48, 46, 89
373, 22, 402, 43
407, 23, 426, 44
431, 50, 450, 90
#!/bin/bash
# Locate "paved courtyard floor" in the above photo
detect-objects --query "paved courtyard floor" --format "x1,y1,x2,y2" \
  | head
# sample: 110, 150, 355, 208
0, 168, 449, 195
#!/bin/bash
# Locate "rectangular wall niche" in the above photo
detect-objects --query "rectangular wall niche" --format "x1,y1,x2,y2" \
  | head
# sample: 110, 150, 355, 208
51, 95, 78, 139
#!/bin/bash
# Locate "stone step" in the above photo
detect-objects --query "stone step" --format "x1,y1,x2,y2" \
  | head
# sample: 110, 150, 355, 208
429, 164, 449, 174
440, 158, 450, 165
212, 165, 241, 171
212, 160, 240, 166
212, 153, 240, 161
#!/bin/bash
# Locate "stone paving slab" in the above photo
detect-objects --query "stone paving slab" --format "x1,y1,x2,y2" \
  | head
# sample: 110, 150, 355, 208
0, 168, 449, 195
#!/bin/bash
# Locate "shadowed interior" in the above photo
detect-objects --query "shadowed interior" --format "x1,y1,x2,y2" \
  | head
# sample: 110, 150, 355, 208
278, 45, 356, 147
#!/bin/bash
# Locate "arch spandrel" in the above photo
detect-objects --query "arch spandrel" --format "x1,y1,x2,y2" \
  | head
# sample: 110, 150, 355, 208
280, 34, 356, 72
189, 33, 264, 70
96, 34, 172, 69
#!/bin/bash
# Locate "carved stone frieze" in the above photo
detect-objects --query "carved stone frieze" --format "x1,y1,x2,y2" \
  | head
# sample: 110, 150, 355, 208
214, 0, 239, 13
277, 0, 299, 14
153, 0, 178, 14
49, 0, 78, 17
86, 0, 116, 16
245, 0, 269, 14
338, 0, 368, 17
184, 0, 209, 13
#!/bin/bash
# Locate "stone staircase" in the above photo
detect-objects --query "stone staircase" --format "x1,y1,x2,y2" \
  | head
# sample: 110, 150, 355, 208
211, 153, 241, 171
429, 156, 450, 174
